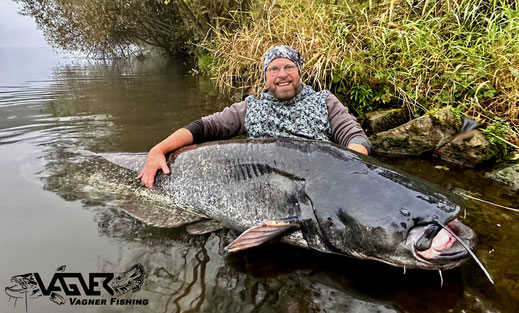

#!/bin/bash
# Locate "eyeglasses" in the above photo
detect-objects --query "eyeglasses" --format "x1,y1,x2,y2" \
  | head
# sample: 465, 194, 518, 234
266, 63, 298, 76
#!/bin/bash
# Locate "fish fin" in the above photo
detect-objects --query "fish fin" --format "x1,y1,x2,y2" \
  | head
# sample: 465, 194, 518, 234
186, 219, 224, 235
226, 217, 299, 253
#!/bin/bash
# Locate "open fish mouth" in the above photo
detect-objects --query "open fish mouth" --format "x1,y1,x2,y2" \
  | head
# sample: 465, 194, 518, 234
5, 285, 24, 298
409, 219, 476, 263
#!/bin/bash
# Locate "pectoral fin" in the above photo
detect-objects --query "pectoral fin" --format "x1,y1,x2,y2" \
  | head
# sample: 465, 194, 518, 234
226, 217, 299, 253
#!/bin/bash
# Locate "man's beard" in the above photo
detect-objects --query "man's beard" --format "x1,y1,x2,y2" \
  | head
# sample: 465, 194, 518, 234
268, 81, 301, 101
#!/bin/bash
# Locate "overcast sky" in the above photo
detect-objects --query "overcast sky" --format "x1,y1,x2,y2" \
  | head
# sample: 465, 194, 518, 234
0, 0, 51, 47
0, 1, 63, 85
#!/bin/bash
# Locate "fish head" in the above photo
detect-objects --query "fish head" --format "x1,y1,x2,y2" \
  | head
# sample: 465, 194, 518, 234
5, 273, 42, 299
390, 189, 477, 270
316, 194, 475, 270
310, 162, 476, 270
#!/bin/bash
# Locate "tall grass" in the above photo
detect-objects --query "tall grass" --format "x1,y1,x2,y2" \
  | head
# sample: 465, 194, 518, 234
203, 0, 519, 148
206, 0, 347, 93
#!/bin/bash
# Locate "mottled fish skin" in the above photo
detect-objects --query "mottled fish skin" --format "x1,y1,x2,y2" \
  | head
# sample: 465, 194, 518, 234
103, 138, 469, 270
162, 142, 308, 232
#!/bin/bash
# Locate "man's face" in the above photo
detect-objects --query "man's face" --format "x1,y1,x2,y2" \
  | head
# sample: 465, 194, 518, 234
265, 58, 301, 101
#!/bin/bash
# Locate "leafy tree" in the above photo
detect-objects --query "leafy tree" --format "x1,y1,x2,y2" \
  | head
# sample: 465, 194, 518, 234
15, 0, 194, 57
15, 0, 253, 57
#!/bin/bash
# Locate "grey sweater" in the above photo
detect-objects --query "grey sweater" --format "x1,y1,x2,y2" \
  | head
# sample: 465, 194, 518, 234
185, 94, 371, 153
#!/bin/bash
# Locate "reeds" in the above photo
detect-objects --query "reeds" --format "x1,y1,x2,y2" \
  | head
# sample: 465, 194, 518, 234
203, 0, 519, 147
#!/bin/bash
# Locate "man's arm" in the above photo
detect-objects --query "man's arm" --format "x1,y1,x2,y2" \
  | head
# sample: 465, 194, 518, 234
326, 94, 371, 155
187, 100, 247, 142
137, 100, 247, 188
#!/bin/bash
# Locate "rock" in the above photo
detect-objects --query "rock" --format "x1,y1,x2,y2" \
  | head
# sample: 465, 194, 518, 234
369, 108, 458, 155
486, 163, 519, 191
364, 108, 409, 134
369, 107, 503, 166
367, 106, 506, 167
434, 130, 500, 167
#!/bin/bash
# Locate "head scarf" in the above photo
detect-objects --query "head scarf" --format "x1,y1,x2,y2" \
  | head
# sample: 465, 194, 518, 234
262, 45, 304, 76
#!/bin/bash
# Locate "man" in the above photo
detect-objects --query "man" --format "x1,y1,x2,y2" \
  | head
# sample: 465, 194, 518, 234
138, 45, 371, 188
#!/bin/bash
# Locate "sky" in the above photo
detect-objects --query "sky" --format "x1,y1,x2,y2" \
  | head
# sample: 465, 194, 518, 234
0, 1, 62, 85
0, 0, 52, 48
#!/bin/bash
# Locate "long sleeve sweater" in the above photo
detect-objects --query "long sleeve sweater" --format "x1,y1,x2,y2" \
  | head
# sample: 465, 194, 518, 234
184, 94, 371, 153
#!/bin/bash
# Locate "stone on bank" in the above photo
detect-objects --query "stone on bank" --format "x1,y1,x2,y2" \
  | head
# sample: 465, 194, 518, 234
368, 108, 502, 167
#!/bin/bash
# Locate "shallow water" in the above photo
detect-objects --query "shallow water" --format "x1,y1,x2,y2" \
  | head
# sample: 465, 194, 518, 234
0, 51, 518, 313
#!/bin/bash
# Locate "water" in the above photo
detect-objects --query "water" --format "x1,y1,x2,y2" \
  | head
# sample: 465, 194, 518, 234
0, 48, 518, 312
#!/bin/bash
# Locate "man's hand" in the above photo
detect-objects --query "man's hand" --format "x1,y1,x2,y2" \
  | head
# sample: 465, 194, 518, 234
347, 143, 368, 155
136, 128, 194, 188
136, 148, 170, 188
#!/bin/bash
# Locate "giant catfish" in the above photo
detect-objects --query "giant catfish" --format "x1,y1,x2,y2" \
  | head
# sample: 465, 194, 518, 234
101, 138, 491, 280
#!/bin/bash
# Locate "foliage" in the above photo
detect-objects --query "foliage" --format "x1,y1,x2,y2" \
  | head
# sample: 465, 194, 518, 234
203, 0, 519, 147
344, 83, 374, 118
15, 0, 194, 57
481, 118, 515, 155
197, 50, 214, 72
165, 0, 253, 39
206, 0, 346, 94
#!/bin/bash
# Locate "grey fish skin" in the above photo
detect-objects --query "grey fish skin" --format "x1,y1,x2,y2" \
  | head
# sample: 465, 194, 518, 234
103, 138, 474, 271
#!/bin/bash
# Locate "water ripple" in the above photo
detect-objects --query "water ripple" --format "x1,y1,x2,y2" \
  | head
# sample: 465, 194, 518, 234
0, 85, 61, 107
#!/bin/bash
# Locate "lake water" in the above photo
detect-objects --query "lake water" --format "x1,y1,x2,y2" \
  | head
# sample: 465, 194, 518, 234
0, 47, 518, 313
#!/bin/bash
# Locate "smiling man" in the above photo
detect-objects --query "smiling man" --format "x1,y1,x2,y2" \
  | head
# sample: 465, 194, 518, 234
137, 45, 371, 188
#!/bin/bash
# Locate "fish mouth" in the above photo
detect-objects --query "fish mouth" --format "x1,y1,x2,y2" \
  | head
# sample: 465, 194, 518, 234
409, 219, 476, 266
5, 285, 24, 298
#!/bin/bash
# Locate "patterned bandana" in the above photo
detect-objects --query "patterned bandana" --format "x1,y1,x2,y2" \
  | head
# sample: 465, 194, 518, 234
263, 45, 304, 76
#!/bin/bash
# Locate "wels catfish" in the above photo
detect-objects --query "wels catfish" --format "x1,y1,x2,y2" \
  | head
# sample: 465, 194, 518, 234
101, 138, 491, 281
